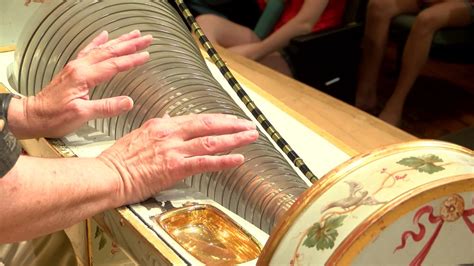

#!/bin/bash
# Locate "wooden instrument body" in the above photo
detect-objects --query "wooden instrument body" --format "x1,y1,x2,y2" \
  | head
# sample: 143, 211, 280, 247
2, 1, 472, 265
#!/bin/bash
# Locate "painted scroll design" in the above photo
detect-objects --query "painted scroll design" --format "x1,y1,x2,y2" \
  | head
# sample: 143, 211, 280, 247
290, 154, 449, 265
394, 194, 474, 266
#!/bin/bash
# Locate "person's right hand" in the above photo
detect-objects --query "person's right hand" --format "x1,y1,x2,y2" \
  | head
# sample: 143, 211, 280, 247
98, 114, 259, 205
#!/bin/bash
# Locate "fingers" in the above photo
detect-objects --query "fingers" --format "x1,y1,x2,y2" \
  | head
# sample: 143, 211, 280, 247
84, 96, 134, 119
77, 30, 147, 60
84, 34, 153, 65
85, 52, 150, 87
180, 154, 245, 177
182, 130, 258, 157
77, 31, 109, 59
100, 29, 141, 50
176, 114, 256, 140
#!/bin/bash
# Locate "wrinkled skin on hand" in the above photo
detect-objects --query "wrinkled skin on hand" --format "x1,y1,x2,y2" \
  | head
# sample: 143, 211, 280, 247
23, 30, 152, 138
98, 114, 259, 205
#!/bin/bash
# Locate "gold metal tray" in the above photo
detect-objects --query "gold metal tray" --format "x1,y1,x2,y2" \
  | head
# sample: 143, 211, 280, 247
156, 204, 262, 265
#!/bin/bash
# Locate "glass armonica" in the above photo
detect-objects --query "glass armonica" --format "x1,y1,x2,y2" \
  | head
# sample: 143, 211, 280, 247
13, 0, 309, 235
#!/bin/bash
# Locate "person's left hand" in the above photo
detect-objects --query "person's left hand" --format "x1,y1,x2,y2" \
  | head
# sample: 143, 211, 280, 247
10, 30, 152, 138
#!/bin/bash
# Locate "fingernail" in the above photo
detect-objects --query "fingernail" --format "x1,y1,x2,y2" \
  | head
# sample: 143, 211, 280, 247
132, 29, 140, 35
137, 51, 150, 58
233, 154, 245, 164
244, 120, 256, 129
244, 130, 259, 138
119, 98, 133, 111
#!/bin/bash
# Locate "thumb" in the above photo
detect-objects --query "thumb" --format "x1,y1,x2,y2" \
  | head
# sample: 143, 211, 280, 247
86, 96, 134, 119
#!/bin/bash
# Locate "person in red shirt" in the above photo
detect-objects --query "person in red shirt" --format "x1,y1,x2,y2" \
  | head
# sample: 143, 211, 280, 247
356, 0, 473, 126
191, 0, 346, 76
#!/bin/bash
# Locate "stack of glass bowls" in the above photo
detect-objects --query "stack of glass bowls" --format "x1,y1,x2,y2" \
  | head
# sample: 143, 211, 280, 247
13, 0, 309, 233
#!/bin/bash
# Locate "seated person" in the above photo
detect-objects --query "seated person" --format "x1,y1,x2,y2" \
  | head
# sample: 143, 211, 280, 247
356, 0, 474, 126
188, 0, 347, 76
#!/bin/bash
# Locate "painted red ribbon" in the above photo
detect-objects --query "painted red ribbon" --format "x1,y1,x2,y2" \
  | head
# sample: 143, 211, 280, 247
395, 204, 474, 266
394, 206, 443, 266
462, 208, 474, 233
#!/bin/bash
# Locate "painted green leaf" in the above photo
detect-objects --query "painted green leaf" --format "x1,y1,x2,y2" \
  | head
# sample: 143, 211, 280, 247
326, 215, 346, 230
397, 157, 425, 168
417, 164, 444, 174
397, 154, 444, 174
98, 235, 107, 250
303, 223, 321, 248
303, 215, 347, 251
420, 154, 443, 163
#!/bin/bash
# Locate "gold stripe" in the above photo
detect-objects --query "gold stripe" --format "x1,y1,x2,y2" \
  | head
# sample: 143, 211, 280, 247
294, 158, 304, 167
257, 115, 265, 123
232, 84, 241, 92
196, 28, 205, 36
215, 57, 225, 64
305, 172, 314, 179
267, 127, 276, 136
214, 56, 224, 66
282, 145, 292, 154
224, 72, 233, 80
271, 132, 281, 142
247, 102, 257, 112
242, 96, 251, 105
183, 9, 192, 17
203, 42, 212, 51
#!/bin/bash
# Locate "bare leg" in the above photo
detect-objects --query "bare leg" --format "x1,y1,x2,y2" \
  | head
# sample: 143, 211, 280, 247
196, 15, 291, 76
196, 14, 260, 47
379, 0, 472, 125
356, 0, 420, 112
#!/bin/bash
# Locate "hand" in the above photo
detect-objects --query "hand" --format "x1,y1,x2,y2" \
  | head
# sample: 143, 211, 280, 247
13, 30, 152, 138
98, 114, 259, 205
229, 42, 266, 60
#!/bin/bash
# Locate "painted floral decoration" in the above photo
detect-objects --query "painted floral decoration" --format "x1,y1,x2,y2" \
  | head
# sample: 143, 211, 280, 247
303, 215, 347, 250
396, 154, 445, 174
